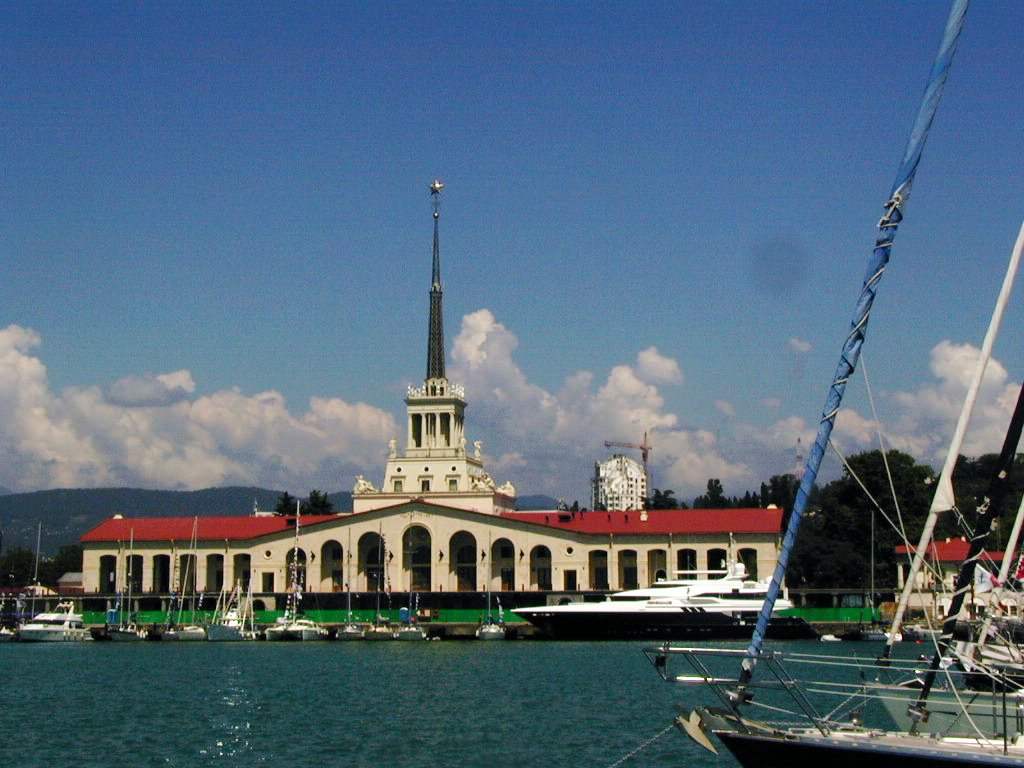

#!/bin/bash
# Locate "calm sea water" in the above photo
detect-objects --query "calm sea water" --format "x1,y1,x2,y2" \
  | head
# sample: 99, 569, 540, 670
0, 639, 845, 768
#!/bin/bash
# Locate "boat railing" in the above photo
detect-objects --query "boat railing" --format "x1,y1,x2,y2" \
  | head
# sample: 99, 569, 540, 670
645, 645, 835, 736
646, 643, 1024, 745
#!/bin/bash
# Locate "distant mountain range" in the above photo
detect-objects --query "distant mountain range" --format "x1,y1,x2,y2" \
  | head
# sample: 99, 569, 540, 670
0, 487, 558, 554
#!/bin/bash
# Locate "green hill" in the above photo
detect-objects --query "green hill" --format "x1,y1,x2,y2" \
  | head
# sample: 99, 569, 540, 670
0, 487, 353, 554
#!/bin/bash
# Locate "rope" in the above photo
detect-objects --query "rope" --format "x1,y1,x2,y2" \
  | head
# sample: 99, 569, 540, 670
604, 723, 676, 768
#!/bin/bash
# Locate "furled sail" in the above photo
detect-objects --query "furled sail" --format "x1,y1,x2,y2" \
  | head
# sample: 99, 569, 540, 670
737, 0, 969, 693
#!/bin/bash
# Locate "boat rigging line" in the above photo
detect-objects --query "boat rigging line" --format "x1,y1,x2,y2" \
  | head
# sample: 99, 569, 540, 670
603, 722, 676, 768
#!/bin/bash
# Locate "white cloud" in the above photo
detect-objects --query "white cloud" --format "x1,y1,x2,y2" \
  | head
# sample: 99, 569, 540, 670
635, 347, 684, 385
0, 324, 398, 493
2, 320, 1013, 508
789, 337, 812, 354
881, 340, 1017, 463
449, 310, 748, 500
105, 371, 196, 407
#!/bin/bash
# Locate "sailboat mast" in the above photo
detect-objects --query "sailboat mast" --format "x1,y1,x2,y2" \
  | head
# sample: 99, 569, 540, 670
32, 521, 41, 585
289, 498, 301, 619
883, 219, 1024, 657
908, 375, 1024, 723
737, 0, 968, 694
346, 527, 353, 621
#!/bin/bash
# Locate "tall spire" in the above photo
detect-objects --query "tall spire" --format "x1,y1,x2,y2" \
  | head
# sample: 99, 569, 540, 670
426, 179, 446, 381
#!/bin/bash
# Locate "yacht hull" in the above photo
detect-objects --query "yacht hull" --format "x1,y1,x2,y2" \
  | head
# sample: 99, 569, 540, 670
699, 708, 1024, 768
515, 608, 816, 640
715, 726, 1024, 768
17, 627, 91, 642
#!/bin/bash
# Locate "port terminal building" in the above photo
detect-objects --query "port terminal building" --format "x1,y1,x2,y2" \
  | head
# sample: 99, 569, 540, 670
79, 182, 785, 616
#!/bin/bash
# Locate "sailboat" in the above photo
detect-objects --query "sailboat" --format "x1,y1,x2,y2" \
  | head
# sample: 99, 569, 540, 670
105, 528, 144, 641
206, 581, 256, 641
265, 500, 328, 641
336, 529, 364, 640
476, 535, 505, 640
164, 517, 207, 641
646, 3, 1024, 765
363, 527, 397, 640
396, 592, 427, 641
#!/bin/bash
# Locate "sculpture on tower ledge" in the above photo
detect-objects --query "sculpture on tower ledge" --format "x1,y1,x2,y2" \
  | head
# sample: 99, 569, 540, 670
472, 473, 496, 492
353, 475, 378, 495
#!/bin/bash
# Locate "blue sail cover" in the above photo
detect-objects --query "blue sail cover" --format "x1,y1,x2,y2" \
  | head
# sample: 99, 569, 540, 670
738, 0, 969, 690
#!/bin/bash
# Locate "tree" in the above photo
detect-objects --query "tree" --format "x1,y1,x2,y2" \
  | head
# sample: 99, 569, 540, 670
693, 479, 728, 509
0, 547, 37, 588
38, 544, 83, 587
649, 488, 680, 510
275, 491, 298, 516
787, 450, 936, 589
306, 490, 333, 515
760, 474, 801, 513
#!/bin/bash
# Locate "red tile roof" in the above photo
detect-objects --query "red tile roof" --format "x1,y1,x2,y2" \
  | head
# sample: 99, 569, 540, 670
80, 515, 339, 543
500, 507, 783, 535
80, 506, 783, 543
895, 538, 1004, 562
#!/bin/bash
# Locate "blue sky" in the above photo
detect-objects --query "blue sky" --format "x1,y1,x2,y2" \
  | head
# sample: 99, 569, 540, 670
3, 2, 1024, 505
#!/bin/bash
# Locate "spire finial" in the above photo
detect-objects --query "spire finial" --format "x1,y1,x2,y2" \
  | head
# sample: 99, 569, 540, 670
430, 179, 444, 218
426, 179, 446, 381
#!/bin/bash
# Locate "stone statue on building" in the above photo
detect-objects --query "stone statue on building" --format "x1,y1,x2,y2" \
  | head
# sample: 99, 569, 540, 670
496, 481, 516, 497
353, 475, 378, 495
388, 438, 397, 458
472, 472, 496, 491
473, 440, 482, 459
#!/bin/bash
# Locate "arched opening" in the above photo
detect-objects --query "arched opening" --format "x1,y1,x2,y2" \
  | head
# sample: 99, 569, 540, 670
320, 539, 344, 591
589, 550, 609, 590
530, 545, 552, 590
403, 525, 432, 592
450, 531, 477, 591
359, 531, 387, 592
677, 549, 697, 577
152, 554, 171, 593
126, 554, 142, 594
492, 537, 515, 592
648, 549, 667, 584
233, 554, 251, 590
738, 547, 758, 580
707, 548, 728, 573
99, 555, 117, 594
178, 554, 197, 596
618, 550, 638, 590
205, 554, 224, 592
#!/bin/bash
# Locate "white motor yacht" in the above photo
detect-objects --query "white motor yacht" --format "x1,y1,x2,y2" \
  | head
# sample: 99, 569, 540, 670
514, 562, 817, 640
18, 602, 91, 642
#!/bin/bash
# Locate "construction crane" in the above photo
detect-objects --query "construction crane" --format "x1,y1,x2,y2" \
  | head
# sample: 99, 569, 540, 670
604, 431, 652, 504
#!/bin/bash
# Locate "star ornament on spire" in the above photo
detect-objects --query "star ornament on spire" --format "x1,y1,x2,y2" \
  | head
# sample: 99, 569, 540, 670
429, 179, 444, 196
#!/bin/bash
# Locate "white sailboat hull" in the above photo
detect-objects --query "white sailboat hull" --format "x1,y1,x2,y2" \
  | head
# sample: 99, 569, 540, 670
475, 623, 506, 640
163, 625, 207, 641
265, 618, 328, 641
